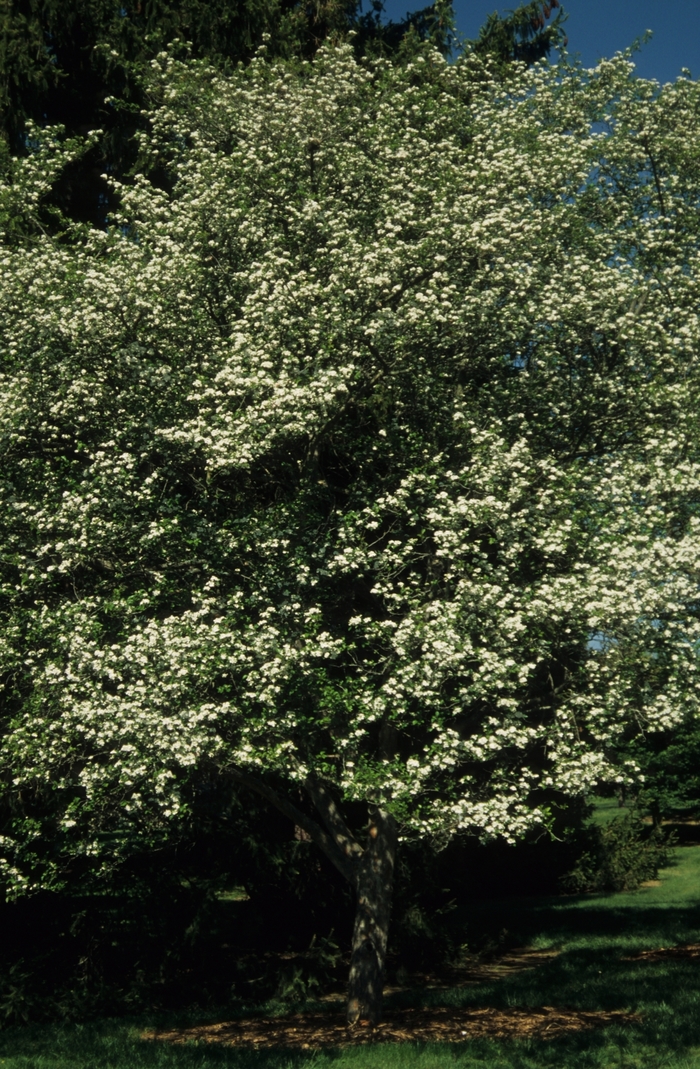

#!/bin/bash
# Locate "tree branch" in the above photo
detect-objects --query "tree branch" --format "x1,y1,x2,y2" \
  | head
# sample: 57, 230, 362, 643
644, 138, 667, 216
302, 777, 364, 869
228, 766, 357, 884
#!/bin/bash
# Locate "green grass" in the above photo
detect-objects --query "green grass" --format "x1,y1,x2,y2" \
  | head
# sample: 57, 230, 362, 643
589, 797, 629, 826
4, 847, 700, 1068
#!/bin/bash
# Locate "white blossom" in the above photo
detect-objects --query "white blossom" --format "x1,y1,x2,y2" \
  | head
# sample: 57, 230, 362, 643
1, 46, 699, 884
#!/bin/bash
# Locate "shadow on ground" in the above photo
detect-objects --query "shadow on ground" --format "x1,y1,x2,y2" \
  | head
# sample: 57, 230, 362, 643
3, 850, 700, 1067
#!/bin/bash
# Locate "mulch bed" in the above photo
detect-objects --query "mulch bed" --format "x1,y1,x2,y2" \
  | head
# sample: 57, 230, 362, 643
626, 942, 700, 962
143, 1005, 641, 1050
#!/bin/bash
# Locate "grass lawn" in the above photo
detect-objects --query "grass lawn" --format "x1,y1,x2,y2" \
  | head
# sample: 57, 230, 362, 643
3, 845, 700, 1068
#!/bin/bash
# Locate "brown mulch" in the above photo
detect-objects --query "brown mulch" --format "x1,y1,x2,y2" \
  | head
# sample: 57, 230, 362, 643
626, 942, 700, 962
143, 1005, 641, 1050
439, 946, 561, 985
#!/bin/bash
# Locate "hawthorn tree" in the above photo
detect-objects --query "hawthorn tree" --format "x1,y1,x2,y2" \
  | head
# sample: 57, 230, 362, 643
1, 45, 700, 1024
0, 0, 564, 226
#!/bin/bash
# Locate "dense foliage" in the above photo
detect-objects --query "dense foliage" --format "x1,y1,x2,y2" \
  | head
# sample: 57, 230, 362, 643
560, 813, 673, 894
1, 38, 700, 1018
0, 0, 565, 224
619, 720, 700, 823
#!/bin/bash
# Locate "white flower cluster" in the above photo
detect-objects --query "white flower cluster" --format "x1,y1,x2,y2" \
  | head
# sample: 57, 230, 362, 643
1, 44, 700, 882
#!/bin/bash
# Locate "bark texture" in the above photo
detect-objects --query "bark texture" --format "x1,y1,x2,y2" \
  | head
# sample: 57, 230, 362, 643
346, 806, 397, 1026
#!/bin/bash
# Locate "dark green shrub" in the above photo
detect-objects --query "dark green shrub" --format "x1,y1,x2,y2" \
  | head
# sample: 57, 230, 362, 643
561, 814, 674, 894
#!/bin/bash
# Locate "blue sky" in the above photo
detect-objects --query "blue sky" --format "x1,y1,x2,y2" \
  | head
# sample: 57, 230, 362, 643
378, 0, 700, 84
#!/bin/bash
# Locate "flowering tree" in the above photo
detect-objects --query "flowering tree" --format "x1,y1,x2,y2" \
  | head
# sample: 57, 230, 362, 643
1, 45, 700, 1023
0, 0, 564, 228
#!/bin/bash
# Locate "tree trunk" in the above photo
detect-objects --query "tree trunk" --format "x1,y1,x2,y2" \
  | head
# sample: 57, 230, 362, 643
228, 767, 398, 1027
346, 806, 397, 1027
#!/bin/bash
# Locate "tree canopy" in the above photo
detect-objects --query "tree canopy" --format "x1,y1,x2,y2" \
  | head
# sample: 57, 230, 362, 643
1, 42, 699, 1021
0, 0, 566, 224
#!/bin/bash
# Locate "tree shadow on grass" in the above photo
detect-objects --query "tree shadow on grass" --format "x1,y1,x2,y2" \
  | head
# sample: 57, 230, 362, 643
4, 887, 700, 1067
397, 894, 700, 1055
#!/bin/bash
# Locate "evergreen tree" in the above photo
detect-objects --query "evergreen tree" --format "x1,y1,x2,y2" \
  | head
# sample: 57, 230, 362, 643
473, 0, 566, 67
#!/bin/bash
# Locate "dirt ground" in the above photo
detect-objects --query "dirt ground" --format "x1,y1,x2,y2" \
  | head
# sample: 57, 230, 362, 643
626, 942, 700, 962
142, 944, 643, 1050
144, 1004, 639, 1050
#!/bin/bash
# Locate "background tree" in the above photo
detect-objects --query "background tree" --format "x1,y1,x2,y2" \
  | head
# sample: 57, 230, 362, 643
473, 0, 566, 66
0, 0, 362, 222
1, 45, 699, 1025
611, 720, 700, 826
